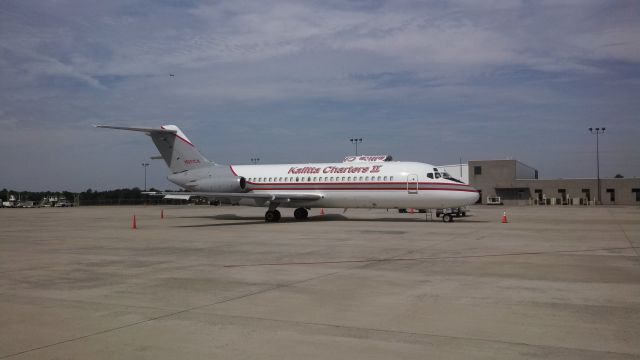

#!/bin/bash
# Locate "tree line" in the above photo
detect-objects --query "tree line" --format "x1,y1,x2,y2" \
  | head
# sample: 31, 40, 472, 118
1, 188, 190, 206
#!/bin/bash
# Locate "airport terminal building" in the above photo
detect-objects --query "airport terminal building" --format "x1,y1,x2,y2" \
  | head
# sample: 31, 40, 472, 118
466, 160, 640, 206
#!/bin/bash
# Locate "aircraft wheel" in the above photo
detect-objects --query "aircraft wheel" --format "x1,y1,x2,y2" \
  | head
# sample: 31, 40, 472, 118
294, 208, 308, 220
265, 210, 281, 222
442, 214, 453, 223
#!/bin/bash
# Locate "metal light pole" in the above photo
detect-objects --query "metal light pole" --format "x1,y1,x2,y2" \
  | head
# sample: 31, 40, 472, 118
588, 127, 605, 205
141, 162, 149, 191
350, 138, 363, 156
250, 158, 260, 165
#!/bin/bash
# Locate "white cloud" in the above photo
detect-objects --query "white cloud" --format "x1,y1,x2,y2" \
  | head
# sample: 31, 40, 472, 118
1, 0, 639, 189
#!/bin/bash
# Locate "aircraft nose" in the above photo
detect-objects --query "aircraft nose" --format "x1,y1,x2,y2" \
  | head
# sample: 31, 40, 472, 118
467, 187, 480, 204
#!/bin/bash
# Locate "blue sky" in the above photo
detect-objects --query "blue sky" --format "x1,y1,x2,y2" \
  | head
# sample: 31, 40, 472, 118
1, 0, 639, 191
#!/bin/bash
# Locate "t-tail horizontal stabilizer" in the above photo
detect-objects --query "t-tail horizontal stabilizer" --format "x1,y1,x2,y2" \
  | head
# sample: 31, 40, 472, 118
96, 124, 212, 173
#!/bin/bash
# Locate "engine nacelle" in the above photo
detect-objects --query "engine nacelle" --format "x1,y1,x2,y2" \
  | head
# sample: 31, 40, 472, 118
188, 176, 246, 193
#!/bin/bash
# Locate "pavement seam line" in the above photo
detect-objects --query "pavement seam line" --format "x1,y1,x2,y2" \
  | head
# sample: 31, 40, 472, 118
0, 269, 346, 359
607, 208, 640, 258
189, 311, 640, 358
223, 246, 640, 267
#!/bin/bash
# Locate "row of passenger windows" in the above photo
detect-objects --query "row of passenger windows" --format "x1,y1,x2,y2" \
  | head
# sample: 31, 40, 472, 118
248, 176, 394, 183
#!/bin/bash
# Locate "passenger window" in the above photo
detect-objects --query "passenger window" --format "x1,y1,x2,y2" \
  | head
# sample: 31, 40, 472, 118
383, 176, 388, 181
359, 176, 363, 181
330, 177, 334, 181
365, 176, 369, 181
295, 177, 299, 182
390, 176, 394, 181
308, 177, 311, 182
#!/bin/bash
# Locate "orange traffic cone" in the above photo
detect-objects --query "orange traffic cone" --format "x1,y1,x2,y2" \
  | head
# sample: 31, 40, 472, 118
132, 215, 137, 229
501, 210, 508, 223
161, 209, 164, 219
320, 208, 325, 215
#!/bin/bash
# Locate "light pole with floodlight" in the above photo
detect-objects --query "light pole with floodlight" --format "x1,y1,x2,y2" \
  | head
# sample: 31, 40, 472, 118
588, 127, 605, 204
141, 162, 149, 191
350, 138, 363, 156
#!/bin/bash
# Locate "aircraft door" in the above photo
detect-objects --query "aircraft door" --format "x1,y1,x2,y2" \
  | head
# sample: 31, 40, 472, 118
407, 174, 418, 194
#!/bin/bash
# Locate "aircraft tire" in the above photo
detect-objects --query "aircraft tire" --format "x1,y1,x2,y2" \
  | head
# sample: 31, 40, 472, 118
442, 214, 453, 223
265, 210, 281, 222
294, 208, 308, 220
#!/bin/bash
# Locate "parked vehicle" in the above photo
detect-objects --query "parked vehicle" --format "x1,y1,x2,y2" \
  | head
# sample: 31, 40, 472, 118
435, 207, 468, 218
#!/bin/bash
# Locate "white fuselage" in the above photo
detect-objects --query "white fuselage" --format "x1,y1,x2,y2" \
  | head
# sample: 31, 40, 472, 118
187, 161, 479, 209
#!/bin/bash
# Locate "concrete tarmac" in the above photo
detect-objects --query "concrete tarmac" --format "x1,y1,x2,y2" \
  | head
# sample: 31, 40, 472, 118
0, 205, 639, 359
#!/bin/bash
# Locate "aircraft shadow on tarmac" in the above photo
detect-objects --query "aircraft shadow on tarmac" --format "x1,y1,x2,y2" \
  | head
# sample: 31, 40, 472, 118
175, 213, 487, 227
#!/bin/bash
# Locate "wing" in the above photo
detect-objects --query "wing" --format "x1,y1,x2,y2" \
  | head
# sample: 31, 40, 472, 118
156, 191, 323, 204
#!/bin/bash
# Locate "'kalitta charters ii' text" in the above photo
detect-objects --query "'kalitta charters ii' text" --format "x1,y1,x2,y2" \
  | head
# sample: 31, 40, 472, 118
288, 165, 382, 175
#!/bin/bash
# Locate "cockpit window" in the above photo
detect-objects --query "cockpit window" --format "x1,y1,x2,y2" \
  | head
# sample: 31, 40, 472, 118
434, 172, 441, 179
427, 173, 433, 179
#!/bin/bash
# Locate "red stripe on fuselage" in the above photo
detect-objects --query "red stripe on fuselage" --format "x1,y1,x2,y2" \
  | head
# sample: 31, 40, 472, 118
248, 187, 478, 192
246, 181, 470, 187
243, 181, 478, 193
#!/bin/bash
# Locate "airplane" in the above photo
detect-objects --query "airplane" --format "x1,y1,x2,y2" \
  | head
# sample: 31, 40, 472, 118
96, 124, 479, 223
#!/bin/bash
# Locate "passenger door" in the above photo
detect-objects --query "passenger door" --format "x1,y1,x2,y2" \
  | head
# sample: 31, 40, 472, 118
407, 174, 418, 194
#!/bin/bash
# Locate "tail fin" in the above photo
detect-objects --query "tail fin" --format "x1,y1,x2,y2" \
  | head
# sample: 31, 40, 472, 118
96, 124, 212, 173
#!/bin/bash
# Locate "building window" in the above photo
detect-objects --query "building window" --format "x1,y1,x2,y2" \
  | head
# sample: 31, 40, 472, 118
607, 188, 615, 202
632, 189, 640, 202
558, 189, 566, 201
534, 189, 543, 201
474, 166, 482, 175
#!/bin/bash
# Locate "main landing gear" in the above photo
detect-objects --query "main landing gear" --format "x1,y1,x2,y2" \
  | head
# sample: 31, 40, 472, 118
294, 207, 308, 220
264, 209, 281, 222
265, 207, 309, 222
